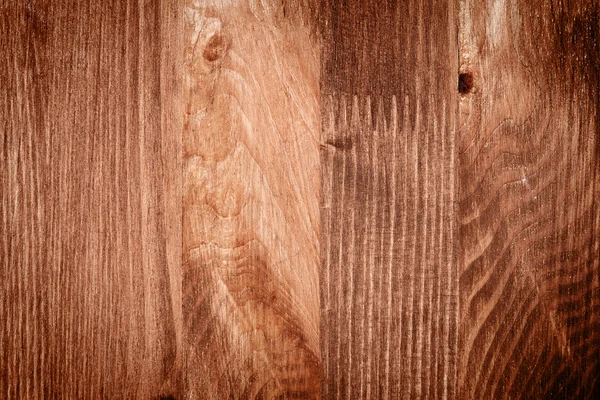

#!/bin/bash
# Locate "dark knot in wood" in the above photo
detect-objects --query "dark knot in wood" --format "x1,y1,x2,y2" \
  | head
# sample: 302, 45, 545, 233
458, 72, 473, 94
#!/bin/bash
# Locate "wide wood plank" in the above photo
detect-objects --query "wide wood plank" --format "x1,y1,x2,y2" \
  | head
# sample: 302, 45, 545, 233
458, 0, 600, 398
0, 1, 182, 398
319, 1, 459, 398
182, 1, 321, 397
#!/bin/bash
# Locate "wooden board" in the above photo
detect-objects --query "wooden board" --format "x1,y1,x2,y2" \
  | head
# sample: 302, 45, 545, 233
319, 0, 459, 398
458, 0, 600, 398
181, 1, 321, 397
0, 1, 182, 398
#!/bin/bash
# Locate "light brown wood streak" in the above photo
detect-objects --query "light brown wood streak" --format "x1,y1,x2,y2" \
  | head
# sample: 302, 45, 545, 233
319, 1, 459, 397
458, 0, 600, 398
182, 0, 321, 397
0, 1, 182, 398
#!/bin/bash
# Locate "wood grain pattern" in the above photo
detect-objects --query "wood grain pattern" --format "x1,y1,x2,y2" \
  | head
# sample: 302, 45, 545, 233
182, 1, 321, 397
0, 1, 182, 398
4, 0, 600, 398
319, 1, 459, 398
458, 0, 600, 398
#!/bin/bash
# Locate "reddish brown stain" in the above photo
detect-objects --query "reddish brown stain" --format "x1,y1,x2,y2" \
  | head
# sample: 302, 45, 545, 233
203, 33, 228, 62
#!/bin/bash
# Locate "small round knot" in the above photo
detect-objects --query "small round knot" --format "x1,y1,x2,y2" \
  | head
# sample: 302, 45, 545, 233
203, 33, 229, 62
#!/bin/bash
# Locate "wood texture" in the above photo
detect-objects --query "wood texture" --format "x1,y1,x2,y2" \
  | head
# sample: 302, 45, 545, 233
182, 1, 321, 397
4, 0, 600, 398
0, 1, 182, 398
319, 1, 459, 398
458, 0, 600, 398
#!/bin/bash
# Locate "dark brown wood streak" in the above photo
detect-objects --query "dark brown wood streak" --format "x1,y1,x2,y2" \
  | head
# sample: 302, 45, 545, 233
319, 0, 459, 398
0, 1, 183, 398
458, 0, 600, 398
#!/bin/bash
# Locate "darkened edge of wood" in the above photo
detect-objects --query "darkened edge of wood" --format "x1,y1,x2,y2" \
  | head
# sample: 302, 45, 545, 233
457, 0, 600, 398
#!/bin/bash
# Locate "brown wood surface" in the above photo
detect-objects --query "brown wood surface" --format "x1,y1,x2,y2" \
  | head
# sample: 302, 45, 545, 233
458, 0, 600, 398
319, 1, 459, 398
1, 1, 182, 398
182, 1, 321, 398
2, 0, 600, 399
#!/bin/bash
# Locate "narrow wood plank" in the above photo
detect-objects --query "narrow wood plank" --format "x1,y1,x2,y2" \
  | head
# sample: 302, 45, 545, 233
182, 1, 321, 397
458, 0, 600, 398
0, 1, 182, 398
319, 1, 459, 398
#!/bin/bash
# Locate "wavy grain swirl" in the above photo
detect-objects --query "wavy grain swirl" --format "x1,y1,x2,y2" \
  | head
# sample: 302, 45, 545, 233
183, 1, 321, 397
